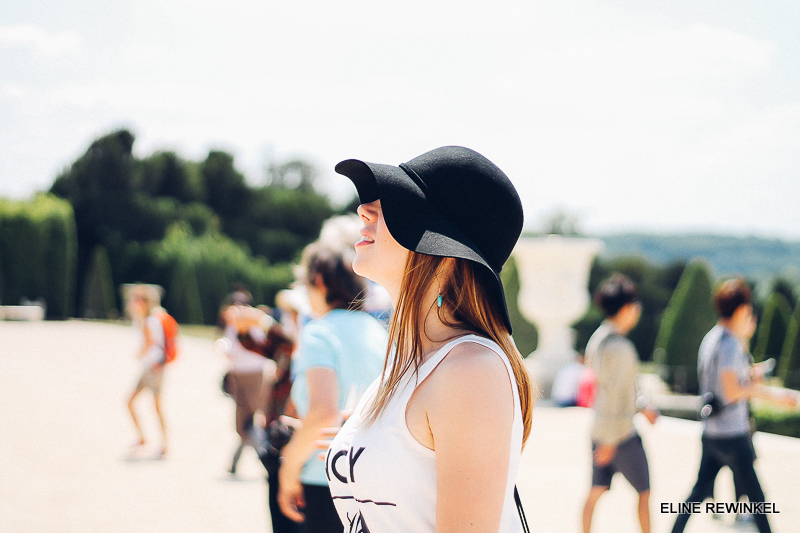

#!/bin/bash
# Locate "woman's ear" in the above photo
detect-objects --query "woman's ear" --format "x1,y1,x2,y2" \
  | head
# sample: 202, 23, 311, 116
313, 273, 327, 293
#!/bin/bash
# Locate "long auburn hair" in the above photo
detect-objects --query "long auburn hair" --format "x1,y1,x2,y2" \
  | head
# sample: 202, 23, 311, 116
365, 251, 536, 447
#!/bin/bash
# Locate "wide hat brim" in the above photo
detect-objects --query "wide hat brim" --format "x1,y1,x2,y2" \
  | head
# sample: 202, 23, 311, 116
335, 157, 515, 333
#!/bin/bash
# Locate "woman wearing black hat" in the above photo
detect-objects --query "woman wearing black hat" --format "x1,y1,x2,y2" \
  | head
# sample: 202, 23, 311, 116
321, 147, 535, 532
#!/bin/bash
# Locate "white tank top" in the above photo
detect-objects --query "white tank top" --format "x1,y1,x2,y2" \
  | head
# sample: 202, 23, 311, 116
326, 334, 524, 533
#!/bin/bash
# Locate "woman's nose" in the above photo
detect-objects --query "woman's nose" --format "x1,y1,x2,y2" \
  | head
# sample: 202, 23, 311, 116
357, 201, 379, 222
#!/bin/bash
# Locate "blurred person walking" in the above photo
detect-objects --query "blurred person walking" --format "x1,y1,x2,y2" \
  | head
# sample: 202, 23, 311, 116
126, 284, 177, 457
582, 274, 658, 533
671, 278, 798, 533
221, 300, 299, 533
219, 289, 294, 476
551, 353, 589, 408
276, 243, 387, 533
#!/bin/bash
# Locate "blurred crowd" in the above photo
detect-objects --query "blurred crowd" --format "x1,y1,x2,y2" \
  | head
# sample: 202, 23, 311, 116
124, 213, 799, 533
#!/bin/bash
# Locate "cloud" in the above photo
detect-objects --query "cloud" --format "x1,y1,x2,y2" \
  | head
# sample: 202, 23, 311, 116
0, 24, 86, 61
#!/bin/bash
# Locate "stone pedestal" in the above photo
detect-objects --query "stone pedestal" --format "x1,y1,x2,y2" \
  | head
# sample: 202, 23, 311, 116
0, 305, 45, 321
513, 235, 603, 398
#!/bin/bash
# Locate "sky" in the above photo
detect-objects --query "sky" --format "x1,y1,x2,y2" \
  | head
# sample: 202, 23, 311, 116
2, 0, 799, 239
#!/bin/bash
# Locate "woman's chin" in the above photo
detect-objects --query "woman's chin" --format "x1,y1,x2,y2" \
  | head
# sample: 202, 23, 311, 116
352, 254, 368, 278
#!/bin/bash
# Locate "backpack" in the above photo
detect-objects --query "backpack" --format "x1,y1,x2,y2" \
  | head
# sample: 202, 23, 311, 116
157, 311, 179, 364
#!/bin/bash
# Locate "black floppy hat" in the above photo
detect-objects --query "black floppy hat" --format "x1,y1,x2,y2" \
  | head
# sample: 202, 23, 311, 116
335, 146, 524, 333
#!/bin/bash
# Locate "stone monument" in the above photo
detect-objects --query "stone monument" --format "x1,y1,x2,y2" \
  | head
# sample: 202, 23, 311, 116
513, 235, 604, 398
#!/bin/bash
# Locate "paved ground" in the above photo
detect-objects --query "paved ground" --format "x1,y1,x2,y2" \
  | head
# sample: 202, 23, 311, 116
1, 320, 798, 532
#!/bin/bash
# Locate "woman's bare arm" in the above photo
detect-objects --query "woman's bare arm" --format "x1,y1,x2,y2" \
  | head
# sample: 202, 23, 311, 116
426, 343, 515, 533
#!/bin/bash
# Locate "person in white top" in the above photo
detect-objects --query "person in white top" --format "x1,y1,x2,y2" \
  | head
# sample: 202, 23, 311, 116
326, 146, 535, 532
126, 284, 169, 457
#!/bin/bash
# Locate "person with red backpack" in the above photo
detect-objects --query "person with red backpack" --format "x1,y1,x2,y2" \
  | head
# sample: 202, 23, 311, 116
127, 284, 178, 457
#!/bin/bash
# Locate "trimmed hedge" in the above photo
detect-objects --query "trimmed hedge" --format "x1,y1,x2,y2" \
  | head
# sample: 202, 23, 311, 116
752, 402, 800, 438
501, 255, 538, 357
654, 260, 717, 393
0, 195, 77, 318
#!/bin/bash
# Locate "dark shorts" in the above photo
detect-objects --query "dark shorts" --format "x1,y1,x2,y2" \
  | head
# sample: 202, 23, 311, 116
591, 433, 650, 493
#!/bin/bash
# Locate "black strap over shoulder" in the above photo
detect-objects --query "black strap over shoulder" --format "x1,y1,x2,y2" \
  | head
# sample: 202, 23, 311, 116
514, 485, 530, 533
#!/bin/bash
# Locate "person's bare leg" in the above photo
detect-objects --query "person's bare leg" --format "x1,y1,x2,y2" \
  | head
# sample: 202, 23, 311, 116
153, 393, 167, 455
582, 486, 607, 533
637, 490, 651, 533
128, 388, 145, 445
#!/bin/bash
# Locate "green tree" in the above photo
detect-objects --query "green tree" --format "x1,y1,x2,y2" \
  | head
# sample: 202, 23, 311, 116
779, 300, 800, 390
45, 130, 342, 319
654, 260, 718, 393
267, 159, 318, 192
753, 292, 792, 364
49, 129, 139, 311
138, 151, 204, 203
537, 209, 581, 236
234, 185, 335, 263
201, 151, 250, 219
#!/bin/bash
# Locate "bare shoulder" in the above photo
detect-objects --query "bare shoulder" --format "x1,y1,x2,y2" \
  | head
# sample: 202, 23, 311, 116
432, 340, 513, 395
422, 339, 515, 443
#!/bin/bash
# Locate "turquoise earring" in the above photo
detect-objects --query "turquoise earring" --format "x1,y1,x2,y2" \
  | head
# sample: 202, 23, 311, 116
437, 293, 443, 308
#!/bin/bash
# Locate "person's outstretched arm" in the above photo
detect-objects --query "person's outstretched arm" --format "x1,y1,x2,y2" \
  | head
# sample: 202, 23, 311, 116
721, 369, 797, 407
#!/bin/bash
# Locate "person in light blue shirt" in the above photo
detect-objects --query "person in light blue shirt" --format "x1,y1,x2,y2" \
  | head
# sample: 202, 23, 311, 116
278, 242, 387, 533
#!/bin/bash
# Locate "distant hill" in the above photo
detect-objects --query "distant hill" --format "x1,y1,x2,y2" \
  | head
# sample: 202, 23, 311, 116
595, 233, 800, 282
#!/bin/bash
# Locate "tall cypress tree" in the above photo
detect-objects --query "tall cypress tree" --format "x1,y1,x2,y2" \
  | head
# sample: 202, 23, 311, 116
779, 299, 800, 390
81, 245, 117, 319
654, 260, 717, 393
753, 292, 792, 364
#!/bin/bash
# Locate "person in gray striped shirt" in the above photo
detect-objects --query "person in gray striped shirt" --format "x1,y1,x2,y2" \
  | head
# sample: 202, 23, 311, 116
671, 278, 797, 533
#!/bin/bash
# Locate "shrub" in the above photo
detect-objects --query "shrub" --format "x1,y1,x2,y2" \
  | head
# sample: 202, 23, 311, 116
166, 257, 204, 325
153, 223, 293, 324
752, 402, 800, 438
501, 255, 538, 357
654, 260, 717, 393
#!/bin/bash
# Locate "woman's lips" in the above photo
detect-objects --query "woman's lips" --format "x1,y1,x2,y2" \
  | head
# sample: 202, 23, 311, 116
355, 235, 374, 247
